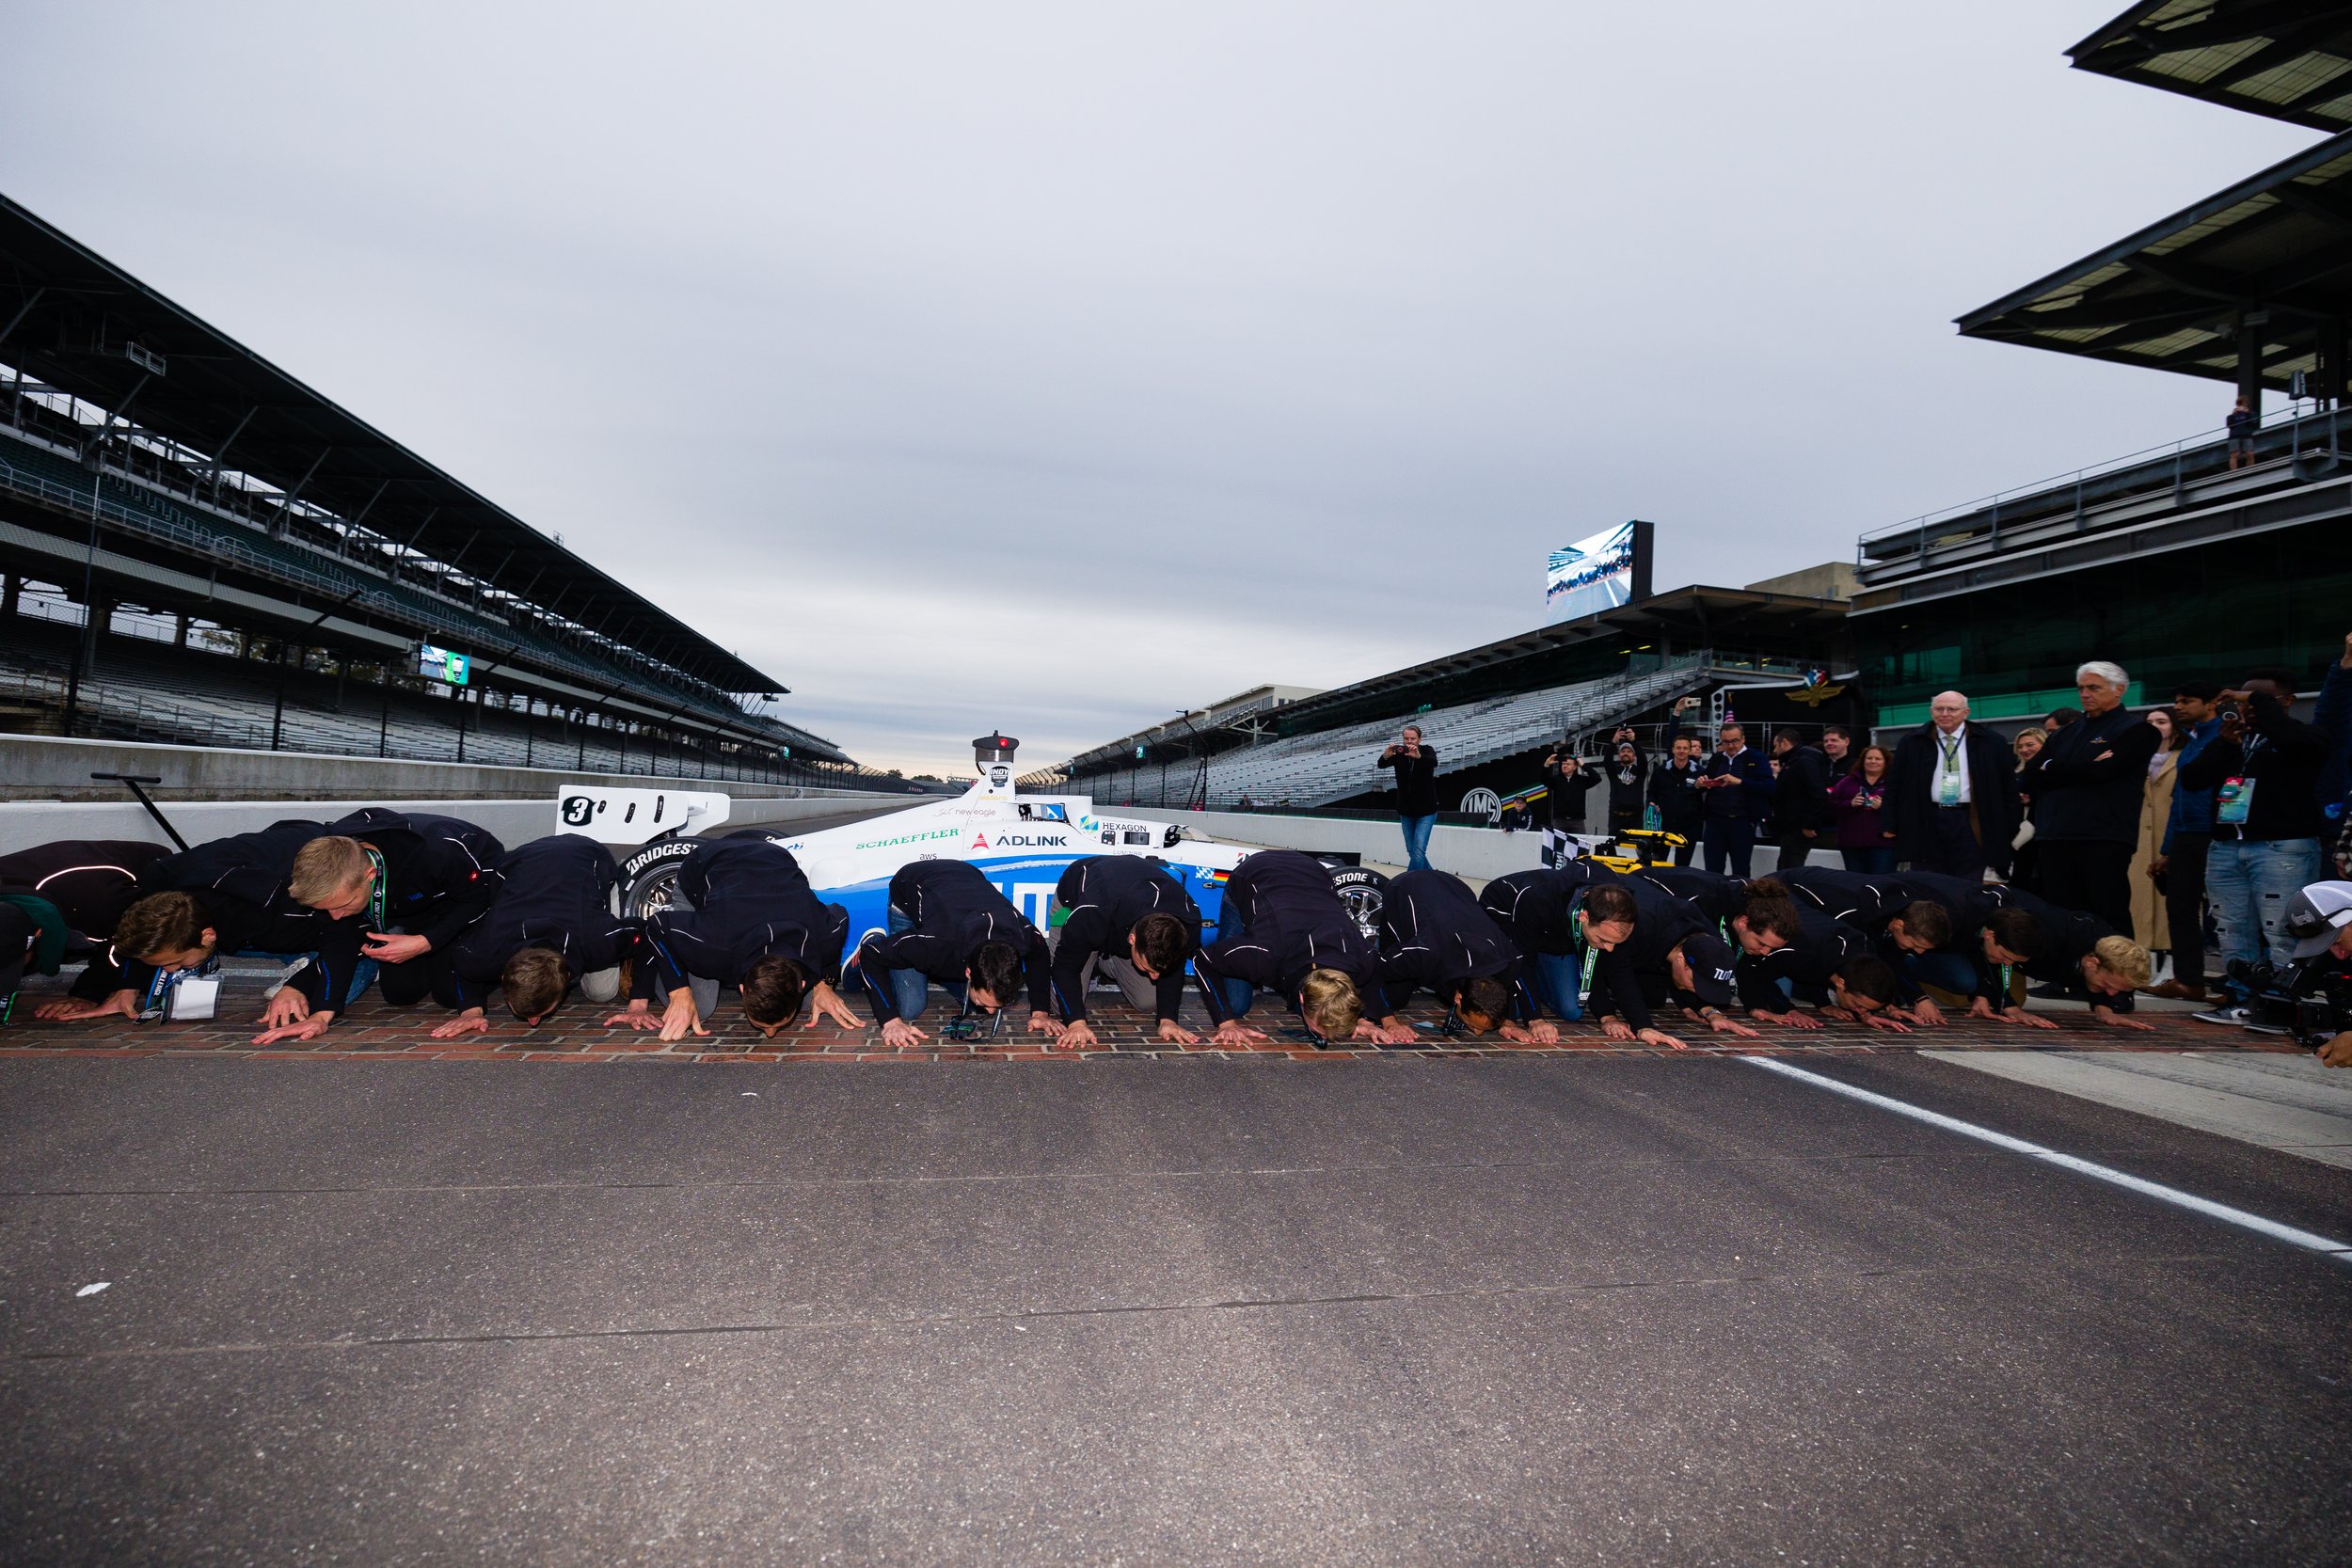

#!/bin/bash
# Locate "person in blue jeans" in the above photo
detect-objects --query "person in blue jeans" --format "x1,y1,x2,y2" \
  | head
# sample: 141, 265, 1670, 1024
2177, 673, 2333, 1026
1376, 724, 1440, 872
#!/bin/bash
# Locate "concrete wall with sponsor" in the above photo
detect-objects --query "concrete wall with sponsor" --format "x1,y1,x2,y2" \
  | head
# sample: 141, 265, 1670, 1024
0, 735, 889, 804
0, 793, 888, 860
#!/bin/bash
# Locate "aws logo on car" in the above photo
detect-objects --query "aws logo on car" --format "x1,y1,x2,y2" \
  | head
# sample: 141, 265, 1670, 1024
971, 833, 1069, 850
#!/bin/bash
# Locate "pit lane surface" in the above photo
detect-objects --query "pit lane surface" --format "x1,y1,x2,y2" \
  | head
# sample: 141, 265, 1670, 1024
1, 1052, 2345, 1565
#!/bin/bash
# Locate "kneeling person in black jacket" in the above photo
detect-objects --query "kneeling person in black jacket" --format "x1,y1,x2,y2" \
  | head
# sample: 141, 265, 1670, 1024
4, 838, 171, 1022
1964, 894, 2153, 1032
284, 809, 505, 1008
1192, 849, 1395, 1047
615, 836, 859, 1041
852, 860, 1056, 1048
1375, 868, 1549, 1042
1734, 901, 1912, 1032
1050, 856, 1203, 1049
47, 821, 358, 1044
427, 836, 639, 1036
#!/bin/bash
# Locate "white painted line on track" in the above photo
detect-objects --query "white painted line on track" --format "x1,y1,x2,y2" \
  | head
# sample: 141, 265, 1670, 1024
1742, 1056, 2352, 1262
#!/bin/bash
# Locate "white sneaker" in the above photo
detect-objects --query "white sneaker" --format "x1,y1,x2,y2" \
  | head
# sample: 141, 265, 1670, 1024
2189, 1006, 2249, 1027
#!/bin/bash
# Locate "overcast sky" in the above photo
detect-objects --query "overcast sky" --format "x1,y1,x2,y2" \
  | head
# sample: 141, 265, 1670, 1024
2, 3, 2318, 774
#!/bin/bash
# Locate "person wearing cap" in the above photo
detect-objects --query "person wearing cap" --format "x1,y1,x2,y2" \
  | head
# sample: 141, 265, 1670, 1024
850, 859, 1057, 1047
1609, 869, 1759, 1043
2280, 881, 2352, 1066
1373, 868, 1551, 1042
2, 838, 171, 1021
612, 836, 859, 1042
1048, 855, 1203, 1048
1191, 849, 1398, 1047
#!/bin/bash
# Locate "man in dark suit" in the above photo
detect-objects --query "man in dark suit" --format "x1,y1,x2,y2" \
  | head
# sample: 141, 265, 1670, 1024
1883, 690, 2020, 881
1695, 722, 1774, 879
1770, 727, 1832, 871
2019, 662, 2160, 933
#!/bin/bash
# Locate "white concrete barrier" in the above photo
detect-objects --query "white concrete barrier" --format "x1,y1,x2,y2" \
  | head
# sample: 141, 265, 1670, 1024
0, 794, 888, 858
0, 735, 888, 805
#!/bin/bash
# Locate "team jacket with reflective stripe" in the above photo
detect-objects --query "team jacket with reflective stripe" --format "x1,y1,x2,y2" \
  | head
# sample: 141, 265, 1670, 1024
1630, 865, 1745, 925
1191, 850, 1378, 1024
637, 837, 848, 990
87, 821, 348, 1008
854, 859, 1049, 1022
1975, 887, 2134, 1013
1477, 863, 1652, 1023
0, 839, 170, 942
1735, 903, 1873, 1014
322, 809, 505, 954
1770, 865, 2004, 943
1607, 873, 1736, 1024
1049, 856, 1200, 1023
1478, 863, 1622, 955
433, 836, 635, 1010
1374, 868, 1529, 1019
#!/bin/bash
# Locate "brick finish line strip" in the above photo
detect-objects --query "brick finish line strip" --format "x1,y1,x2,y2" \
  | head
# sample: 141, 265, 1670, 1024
1742, 1056, 2352, 1262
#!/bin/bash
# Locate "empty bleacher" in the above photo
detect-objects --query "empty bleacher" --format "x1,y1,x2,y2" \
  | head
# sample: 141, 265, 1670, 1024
0, 615, 813, 781
1075, 655, 1713, 809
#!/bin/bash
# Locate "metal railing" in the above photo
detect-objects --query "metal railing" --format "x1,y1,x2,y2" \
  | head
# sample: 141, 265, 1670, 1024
1856, 401, 2344, 570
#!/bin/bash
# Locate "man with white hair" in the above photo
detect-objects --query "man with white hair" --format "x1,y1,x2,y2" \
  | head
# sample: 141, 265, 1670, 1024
2018, 660, 2160, 933
1883, 690, 2019, 880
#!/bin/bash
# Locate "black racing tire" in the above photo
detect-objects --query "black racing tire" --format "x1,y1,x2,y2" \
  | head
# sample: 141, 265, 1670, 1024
1327, 864, 1389, 942
619, 837, 700, 922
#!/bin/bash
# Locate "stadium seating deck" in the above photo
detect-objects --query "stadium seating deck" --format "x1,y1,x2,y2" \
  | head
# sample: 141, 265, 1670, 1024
1075, 656, 1713, 809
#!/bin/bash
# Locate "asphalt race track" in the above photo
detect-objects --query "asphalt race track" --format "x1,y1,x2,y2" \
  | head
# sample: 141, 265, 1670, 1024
2, 1051, 2346, 1565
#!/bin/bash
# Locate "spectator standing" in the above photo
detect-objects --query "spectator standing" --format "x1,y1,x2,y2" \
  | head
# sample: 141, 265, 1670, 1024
2010, 728, 2046, 893
2317, 631, 2352, 857
1820, 725, 1856, 781
1377, 725, 1439, 873
2129, 707, 2184, 974
2147, 682, 2222, 1001
1883, 691, 2019, 880
1770, 727, 1832, 870
1539, 739, 1598, 866
1829, 745, 1897, 872
1602, 725, 1650, 835
2018, 662, 2159, 935
2226, 394, 2259, 470
2179, 671, 2333, 1025
1651, 701, 1708, 865
1696, 722, 1773, 878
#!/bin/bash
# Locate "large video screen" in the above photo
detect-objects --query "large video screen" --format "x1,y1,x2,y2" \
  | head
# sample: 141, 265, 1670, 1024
416, 643, 471, 686
1545, 521, 1647, 625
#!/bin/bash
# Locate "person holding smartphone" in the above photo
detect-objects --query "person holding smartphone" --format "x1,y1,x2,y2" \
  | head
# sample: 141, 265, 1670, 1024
1377, 725, 1440, 872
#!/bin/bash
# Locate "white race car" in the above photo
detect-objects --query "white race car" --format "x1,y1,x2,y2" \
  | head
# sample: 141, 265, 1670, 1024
556, 733, 1390, 951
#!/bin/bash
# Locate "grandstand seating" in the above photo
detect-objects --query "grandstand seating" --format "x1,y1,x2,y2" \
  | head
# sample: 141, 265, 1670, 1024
0, 426, 816, 750
0, 616, 822, 782
1074, 655, 1714, 809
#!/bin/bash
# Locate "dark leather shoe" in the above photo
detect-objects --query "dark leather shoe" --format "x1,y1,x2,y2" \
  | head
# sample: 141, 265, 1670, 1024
2142, 980, 2209, 1002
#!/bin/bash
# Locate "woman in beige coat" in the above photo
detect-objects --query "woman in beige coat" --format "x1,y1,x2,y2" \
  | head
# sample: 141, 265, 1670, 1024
2130, 707, 2183, 958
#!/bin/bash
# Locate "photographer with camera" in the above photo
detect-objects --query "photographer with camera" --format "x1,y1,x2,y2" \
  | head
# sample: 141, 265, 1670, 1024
1539, 737, 1598, 865
1601, 724, 1651, 835
1377, 725, 1439, 873
2230, 881, 2352, 1064
2178, 671, 2334, 1029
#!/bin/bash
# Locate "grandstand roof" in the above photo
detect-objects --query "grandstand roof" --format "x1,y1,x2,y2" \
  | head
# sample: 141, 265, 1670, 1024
1270, 585, 1847, 731
2069, 3, 2352, 131
1954, 128, 2352, 388
0, 194, 784, 697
